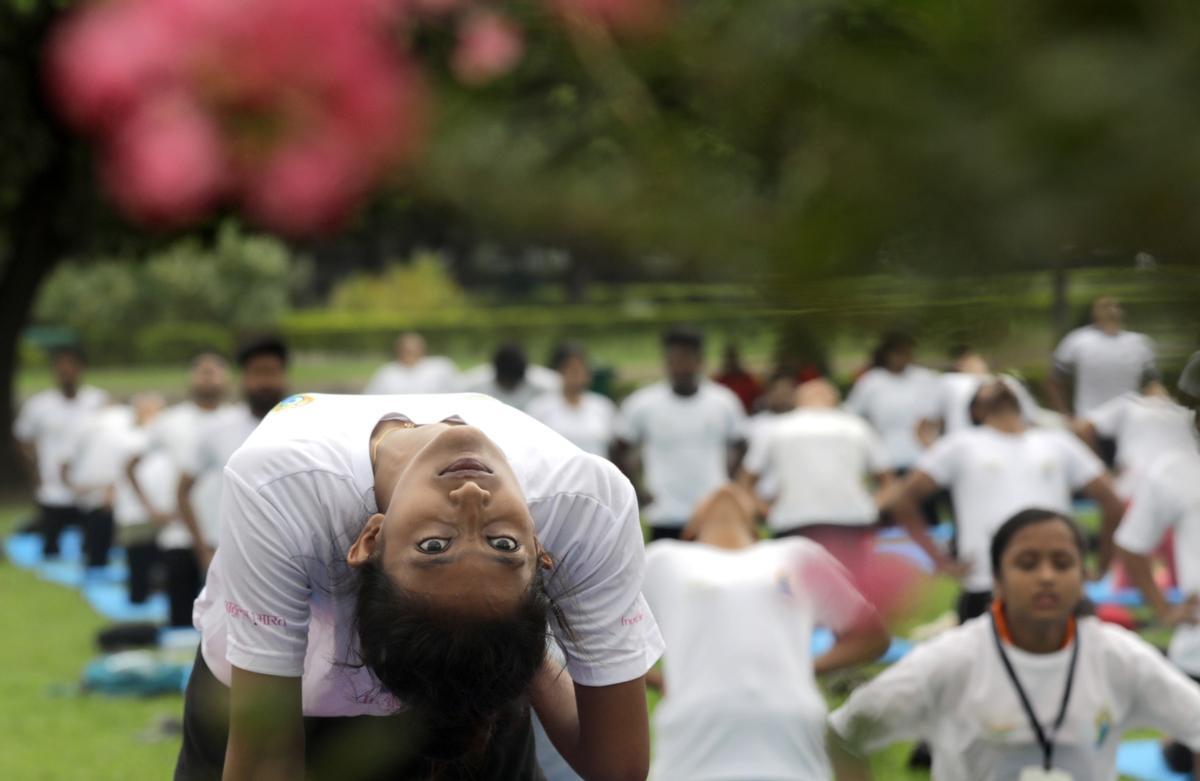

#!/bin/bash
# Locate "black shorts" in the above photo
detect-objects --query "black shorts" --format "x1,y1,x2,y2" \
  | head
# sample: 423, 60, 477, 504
175, 649, 545, 781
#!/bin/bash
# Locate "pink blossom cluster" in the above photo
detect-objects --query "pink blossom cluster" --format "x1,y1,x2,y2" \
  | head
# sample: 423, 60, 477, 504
47, 0, 669, 234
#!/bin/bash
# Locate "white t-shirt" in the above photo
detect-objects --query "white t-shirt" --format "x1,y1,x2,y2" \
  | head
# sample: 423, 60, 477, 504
65, 405, 135, 511
844, 366, 939, 470
462, 364, 562, 412
1053, 326, 1157, 415
12, 385, 109, 506
830, 614, 1200, 781
744, 410, 786, 501
112, 426, 178, 528
1085, 393, 1197, 499
1114, 448, 1200, 676
180, 403, 261, 547
363, 357, 459, 395
193, 393, 664, 717
929, 373, 1042, 435
526, 391, 617, 458
916, 426, 1105, 592
743, 408, 888, 531
616, 381, 747, 525
141, 402, 220, 549
645, 538, 870, 781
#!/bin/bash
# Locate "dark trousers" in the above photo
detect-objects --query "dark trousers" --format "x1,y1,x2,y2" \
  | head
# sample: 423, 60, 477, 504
1163, 675, 1200, 774
126, 540, 160, 604
38, 503, 79, 557
163, 548, 202, 628
957, 590, 993, 623
648, 525, 684, 542
176, 650, 545, 781
82, 508, 114, 568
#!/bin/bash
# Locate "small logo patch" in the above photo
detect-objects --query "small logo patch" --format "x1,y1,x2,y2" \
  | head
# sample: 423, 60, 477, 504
272, 393, 314, 413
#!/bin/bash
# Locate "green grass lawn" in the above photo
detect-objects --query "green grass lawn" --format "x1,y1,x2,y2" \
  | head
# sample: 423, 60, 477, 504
0, 500, 1166, 780
0, 504, 183, 781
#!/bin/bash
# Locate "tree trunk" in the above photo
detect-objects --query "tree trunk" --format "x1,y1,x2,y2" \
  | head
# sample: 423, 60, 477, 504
0, 162, 69, 492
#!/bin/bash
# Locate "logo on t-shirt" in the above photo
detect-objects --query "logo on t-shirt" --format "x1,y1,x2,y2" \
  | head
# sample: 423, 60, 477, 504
272, 394, 315, 413
1094, 707, 1113, 747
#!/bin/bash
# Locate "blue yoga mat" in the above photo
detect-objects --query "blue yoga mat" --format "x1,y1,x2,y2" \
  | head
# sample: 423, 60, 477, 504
1117, 739, 1191, 781
874, 541, 936, 573
1085, 576, 1182, 608
38, 559, 128, 588
4, 529, 85, 569
811, 627, 912, 664
83, 581, 169, 624
875, 522, 955, 543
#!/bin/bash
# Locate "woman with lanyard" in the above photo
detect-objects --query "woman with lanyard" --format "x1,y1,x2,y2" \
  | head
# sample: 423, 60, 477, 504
175, 392, 663, 781
827, 508, 1200, 781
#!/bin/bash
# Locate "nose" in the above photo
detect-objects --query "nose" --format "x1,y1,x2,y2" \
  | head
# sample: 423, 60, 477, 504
1035, 560, 1058, 583
448, 480, 492, 513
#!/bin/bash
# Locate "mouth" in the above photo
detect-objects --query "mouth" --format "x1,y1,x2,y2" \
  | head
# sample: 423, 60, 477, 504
1032, 592, 1060, 608
439, 457, 494, 477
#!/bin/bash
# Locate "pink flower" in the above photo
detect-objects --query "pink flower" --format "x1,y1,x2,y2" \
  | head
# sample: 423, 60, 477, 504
452, 11, 524, 86
240, 133, 368, 236
46, 0, 180, 131
47, 0, 429, 234
101, 93, 227, 226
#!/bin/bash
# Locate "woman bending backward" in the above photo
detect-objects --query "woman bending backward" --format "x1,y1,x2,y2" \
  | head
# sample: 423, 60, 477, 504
175, 393, 663, 781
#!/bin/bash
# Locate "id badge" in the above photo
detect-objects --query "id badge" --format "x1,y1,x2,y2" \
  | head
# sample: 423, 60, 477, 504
1018, 768, 1073, 781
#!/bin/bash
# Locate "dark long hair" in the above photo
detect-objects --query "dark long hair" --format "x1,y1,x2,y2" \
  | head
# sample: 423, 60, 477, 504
351, 555, 553, 764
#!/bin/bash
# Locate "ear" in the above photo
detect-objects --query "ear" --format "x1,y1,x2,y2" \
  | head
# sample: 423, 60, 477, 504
347, 514, 385, 568
536, 540, 553, 571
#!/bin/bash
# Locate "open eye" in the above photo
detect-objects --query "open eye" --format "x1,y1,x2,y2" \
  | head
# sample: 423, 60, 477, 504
489, 536, 520, 552
417, 538, 450, 554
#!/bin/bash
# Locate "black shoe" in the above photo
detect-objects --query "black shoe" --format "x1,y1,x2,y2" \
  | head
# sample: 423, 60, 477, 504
1163, 740, 1195, 774
907, 741, 932, 769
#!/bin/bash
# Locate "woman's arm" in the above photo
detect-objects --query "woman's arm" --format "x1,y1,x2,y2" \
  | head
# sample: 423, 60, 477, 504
223, 667, 304, 781
814, 618, 890, 676
826, 727, 873, 781
529, 660, 650, 781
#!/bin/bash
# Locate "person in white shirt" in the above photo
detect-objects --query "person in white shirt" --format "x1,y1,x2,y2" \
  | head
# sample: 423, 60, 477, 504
1074, 381, 1197, 500
1116, 358, 1200, 775
526, 342, 617, 458
644, 484, 888, 781
463, 342, 561, 412
741, 371, 798, 511
844, 331, 939, 474
12, 344, 108, 558
109, 393, 169, 603
882, 380, 1123, 622
1049, 297, 1158, 466
829, 508, 1200, 781
615, 327, 747, 540
918, 345, 1046, 446
740, 379, 893, 563
176, 337, 289, 570
175, 393, 664, 781
363, 332, 459, 395
62, 400, 135, 570
124, 352, 230, 624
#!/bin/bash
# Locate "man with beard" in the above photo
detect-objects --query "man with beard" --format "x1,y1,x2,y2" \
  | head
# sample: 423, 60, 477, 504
177, 338, 289, 570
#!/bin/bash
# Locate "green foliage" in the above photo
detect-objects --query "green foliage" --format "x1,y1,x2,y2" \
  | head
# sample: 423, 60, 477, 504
134, 322, 234, 365
330, 251, 466, 314
32, 222, 295, 364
